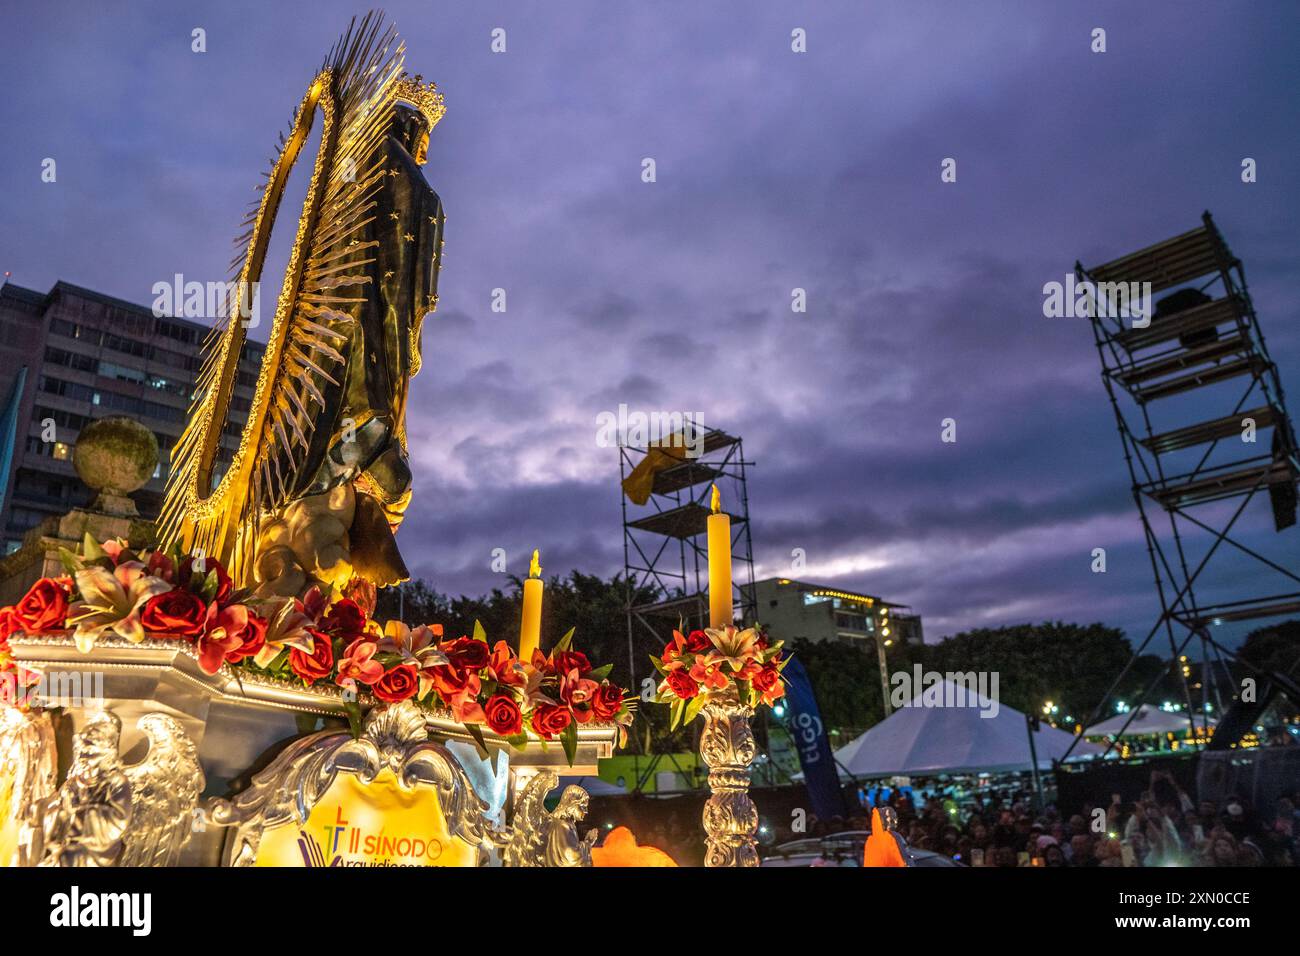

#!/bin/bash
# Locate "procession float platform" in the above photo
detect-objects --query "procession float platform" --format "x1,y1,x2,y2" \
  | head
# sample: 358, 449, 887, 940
4, 632, 619, 867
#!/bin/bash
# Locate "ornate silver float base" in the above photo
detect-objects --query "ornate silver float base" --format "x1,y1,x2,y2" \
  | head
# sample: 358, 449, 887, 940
5, 636, 619, 866
700, 693, 758, 867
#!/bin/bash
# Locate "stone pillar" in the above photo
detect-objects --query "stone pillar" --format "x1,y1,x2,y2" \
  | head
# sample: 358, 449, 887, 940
0, 416, 157, 604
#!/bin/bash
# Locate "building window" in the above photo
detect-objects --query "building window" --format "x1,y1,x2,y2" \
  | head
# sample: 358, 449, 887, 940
7, 507, 51, 532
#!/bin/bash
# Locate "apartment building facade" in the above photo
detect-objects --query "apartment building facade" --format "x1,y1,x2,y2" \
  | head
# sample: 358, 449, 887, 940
751, 576, 924, 647
0, 279, 262, 552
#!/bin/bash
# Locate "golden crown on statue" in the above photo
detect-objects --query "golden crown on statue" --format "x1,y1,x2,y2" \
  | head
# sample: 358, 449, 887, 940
393, 72, 446, 128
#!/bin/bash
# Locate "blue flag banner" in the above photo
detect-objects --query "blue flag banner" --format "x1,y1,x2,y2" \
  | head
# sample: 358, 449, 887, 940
782, 656, 846, 823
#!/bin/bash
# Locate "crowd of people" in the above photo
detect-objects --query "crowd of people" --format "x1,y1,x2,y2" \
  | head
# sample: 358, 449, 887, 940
589, 769, 1299, 867
799, 769, 1299, 866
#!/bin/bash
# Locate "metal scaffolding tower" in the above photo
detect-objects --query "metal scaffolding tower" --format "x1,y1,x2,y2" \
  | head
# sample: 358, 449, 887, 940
1069, 212, 1300, 756
620, 429, 756, 692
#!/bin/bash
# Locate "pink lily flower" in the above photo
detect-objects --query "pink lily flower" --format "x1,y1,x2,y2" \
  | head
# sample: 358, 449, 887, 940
689, 656, 730, 692
336, 637, 385, 691
378, 621, 449, 699
197, 603, 249, 675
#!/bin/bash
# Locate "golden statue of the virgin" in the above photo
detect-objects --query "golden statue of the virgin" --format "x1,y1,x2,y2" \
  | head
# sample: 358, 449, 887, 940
158, 13, 445, 605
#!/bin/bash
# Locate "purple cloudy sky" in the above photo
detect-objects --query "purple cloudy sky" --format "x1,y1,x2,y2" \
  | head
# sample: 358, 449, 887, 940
2, 2, 1298, 646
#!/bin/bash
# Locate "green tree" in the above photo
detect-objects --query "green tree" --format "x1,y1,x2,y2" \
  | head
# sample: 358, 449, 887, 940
780, 621, 1164, 738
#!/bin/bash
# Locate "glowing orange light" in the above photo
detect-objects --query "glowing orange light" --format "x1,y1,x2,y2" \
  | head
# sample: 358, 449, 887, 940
591, 826, 678, 867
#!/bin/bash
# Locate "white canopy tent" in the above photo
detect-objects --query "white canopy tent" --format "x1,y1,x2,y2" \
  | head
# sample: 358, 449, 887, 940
1084, 705, 1215, 739
825, 680, 1099, 778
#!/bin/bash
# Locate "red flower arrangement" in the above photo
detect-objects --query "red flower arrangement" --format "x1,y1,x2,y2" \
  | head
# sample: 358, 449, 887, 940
651, 625, 788, 728
0, 535, 636, 763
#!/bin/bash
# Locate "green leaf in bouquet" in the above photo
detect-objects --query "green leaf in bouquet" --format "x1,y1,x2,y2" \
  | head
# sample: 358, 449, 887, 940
669, 697, 686, 731
588, 663, 613, 681
80, 533, 106, 562
560, 720, 578, 767
554, 626, 575, 653
649, 654, 667, 676
57, 547, 85, 576
199, 569, 220, 602
504, 732, 529, 751
472, 619, 487, 643
684, 693, 707, 725
344, 698, 364, 738
464, 721, 491, 759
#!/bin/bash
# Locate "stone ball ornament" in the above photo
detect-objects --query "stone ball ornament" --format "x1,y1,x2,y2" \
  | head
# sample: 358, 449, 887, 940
73, 416, 159, 495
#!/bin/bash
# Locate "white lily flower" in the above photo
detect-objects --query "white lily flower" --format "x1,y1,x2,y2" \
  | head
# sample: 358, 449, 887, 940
66, 564, 173, 653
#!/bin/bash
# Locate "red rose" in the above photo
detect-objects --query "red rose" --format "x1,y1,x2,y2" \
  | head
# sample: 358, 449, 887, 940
666, 669, 699, 700
290, 628, 335, 684
319, 599, 366, 640
179, 556, 233, 605
752, 664, 781, 694
140, 589, 208, 639
684, 629, 712, 654
591, 682, 623, 720
550, 650, 592, 675
530, 703, 573, 739
0, 607, 20, 642
13, 578, 69, 633
483, 693, 523, 736
441, 636, 490, 671
373, 663, 419, 703
224, 611, 267, 663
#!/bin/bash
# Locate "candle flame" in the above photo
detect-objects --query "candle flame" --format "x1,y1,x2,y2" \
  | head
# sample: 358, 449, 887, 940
529, 549, 541, 578
710, 483, 721, 515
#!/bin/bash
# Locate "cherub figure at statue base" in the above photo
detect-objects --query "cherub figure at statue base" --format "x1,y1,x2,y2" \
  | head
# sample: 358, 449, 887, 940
25, 713, 131, 867
501, 770, 597, 867
22, 712, 204, 868
250, 482, 406, 613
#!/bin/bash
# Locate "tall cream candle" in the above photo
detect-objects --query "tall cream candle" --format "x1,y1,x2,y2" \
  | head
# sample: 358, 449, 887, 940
707, 484, 732, 629
520, 549, 543, 662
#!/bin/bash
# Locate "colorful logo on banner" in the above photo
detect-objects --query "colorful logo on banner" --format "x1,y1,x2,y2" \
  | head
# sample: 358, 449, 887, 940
781, 656, 847, 822
254, 769, 477, 867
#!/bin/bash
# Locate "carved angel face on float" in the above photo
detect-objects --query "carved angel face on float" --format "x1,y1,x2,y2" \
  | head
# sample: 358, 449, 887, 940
555, 786, 590, 821
71, 713, 123, 777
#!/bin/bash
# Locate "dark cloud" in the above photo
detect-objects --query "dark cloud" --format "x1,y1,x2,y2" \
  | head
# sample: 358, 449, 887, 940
2, 1, 1297, 650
